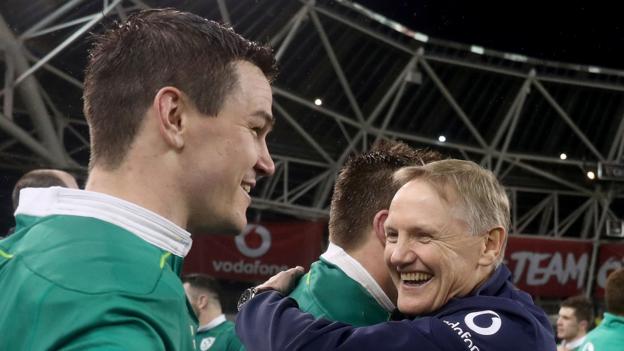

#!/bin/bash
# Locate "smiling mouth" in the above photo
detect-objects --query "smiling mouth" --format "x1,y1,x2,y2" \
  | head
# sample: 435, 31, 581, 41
400, 272, 433, 286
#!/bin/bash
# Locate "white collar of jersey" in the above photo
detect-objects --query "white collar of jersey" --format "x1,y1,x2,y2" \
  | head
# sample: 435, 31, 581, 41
321, 242, 395, 312
14, 187, 192, 257
197, 314, 227, 332
561, 335, 587, 349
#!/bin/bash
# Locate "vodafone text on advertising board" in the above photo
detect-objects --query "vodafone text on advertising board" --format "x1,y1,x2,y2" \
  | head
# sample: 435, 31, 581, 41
184, 221, 324, 282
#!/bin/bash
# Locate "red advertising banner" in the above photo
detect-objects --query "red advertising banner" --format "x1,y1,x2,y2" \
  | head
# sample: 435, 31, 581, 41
594, 242, 624, 297
182, 222, 623, 297
504, 236, 593, 298
184, 221, 325, 282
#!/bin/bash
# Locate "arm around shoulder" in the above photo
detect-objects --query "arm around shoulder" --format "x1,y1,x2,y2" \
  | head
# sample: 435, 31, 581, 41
235, 291, 452, 351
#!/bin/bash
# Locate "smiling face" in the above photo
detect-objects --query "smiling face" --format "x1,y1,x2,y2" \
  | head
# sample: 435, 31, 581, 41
383, 179, 492, 316
182, 60, 275, 234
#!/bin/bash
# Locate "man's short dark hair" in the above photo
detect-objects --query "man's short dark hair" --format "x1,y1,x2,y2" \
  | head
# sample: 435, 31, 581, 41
83, 8, 278, 169
182, 273, 221, 301
561, 295, 594, 324
12, 169, 76, 210
606, 268, 624, 315
328, 140, 444, 250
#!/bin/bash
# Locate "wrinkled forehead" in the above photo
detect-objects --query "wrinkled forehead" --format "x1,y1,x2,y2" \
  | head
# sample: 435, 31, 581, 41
391, 178, 462, 210
388, 179, 471, 229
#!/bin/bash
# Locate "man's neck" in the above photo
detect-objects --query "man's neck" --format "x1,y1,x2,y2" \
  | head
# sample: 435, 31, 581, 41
344, 236, 397, 304
199, 308, 224, 327
86, 165, 188, 230
563, 333, 587, 348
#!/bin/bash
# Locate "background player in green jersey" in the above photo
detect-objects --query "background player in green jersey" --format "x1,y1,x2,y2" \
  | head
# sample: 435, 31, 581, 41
184, 274, 243, 351
556, 295, 594, 351
580, 268, 624, 351
2, 168, 78, 237
289, 140, 442, 325
0, 8, 277, 350
11, 169, 79, 210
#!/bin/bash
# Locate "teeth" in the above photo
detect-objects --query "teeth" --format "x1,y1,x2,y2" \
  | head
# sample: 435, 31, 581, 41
401, 272, 433, 283
241, 184, 251, 193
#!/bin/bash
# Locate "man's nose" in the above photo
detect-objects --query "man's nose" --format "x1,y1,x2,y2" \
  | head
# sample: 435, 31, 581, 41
390, 238, 417, 266
255, 141, 275, 177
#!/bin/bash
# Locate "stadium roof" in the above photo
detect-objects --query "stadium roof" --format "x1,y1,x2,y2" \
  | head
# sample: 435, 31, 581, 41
1, 0, 623, 238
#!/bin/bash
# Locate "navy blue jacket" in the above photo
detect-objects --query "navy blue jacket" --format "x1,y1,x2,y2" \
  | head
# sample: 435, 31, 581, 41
236, 265, 556, 351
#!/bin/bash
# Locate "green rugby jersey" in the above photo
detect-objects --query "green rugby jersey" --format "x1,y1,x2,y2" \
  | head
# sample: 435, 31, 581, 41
289, 243, 393, 326
195, 315, 243, 351
580, 313, 624, 351
0, 187, 196, 350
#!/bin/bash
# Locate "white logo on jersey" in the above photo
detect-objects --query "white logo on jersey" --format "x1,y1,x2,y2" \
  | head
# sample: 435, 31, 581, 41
582, 342, 595, 351
235, 224, 271, 258
464, 310, 502, 335
200, 337, 216, 351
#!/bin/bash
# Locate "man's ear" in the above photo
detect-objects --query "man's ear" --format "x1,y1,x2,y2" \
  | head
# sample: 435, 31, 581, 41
197, 294, 209, 310
373, 210, 389, 247
154, 87, 185, 150
478, 227, 506, 266
579, 319, 589, 332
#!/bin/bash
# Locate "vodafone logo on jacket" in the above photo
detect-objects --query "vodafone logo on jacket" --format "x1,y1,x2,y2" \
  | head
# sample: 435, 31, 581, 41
443, 310, 503, 350
464, 310, 502, 335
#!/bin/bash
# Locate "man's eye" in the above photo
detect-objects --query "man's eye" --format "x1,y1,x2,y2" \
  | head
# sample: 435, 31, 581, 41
385, 231, 398, 243
418, 235, 432, 244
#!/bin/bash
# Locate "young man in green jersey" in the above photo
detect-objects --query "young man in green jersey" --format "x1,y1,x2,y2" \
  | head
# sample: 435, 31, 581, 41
0, 9, 276, 350
3, 169, 79, 237
11, 169, 79, 210
556, 295, 594, 351
184, 274, 243, 351
288, 140, 442, 325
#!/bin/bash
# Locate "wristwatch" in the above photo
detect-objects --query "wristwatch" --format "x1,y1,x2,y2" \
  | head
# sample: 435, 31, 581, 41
238, 287, 269, 311
237, 287, 257, 311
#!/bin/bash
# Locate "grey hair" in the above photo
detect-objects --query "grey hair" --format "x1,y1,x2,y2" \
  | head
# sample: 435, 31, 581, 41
393, 159, 510, 265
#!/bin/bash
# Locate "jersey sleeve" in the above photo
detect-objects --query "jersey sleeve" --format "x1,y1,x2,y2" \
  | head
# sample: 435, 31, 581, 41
235, 291, 464, 351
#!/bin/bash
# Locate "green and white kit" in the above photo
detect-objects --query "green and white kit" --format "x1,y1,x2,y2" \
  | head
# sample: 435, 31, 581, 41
194, 315, 243, 351
0, 187, 197, 350
289, 243, 394, 326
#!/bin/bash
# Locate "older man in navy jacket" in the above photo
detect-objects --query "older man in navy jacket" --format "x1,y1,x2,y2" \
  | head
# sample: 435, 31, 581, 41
236, 159, 556, 351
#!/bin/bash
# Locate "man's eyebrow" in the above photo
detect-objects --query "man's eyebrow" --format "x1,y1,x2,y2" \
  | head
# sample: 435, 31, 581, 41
384, 223, 437, 234
404, 224, 437, 235
251, 110, 275, 127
